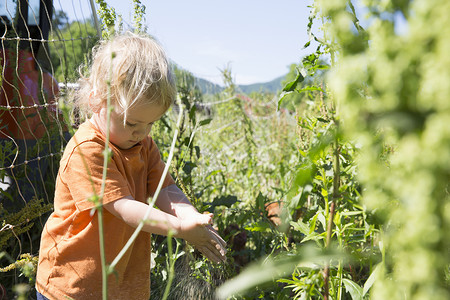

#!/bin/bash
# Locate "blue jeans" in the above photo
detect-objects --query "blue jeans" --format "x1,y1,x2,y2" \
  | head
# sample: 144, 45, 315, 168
36, 291, 50, 300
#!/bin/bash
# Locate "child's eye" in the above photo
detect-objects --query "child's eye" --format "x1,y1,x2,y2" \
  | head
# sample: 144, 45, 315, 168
126, 122, 136, 127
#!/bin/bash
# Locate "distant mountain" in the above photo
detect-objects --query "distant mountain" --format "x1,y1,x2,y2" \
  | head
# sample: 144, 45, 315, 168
237, 76, 285, 94
194, 75, 285, 95
194, 77, 224, 94
174, 61, 286, 95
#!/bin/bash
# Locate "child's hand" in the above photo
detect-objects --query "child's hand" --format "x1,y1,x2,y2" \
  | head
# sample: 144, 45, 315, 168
179, 213, 227, 263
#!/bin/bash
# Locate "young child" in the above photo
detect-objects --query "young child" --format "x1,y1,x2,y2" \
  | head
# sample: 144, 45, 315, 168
35, 32, 226, 300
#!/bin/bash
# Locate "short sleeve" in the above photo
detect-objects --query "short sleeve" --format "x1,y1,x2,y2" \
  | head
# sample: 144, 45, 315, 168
61, 141, 131, 211
147, 138, 175, 196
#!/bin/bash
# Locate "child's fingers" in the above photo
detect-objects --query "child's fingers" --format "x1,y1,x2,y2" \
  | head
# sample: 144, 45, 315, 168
206, 230, 227, 260
207, 225, 227, 249
197, 227, 226, 260
202, 212, 214, 225
199, 245, 224, 264
209, 239, 227, 262
208, 213, 214, 225
199, 213, 213, 225
212, 237, 227, 257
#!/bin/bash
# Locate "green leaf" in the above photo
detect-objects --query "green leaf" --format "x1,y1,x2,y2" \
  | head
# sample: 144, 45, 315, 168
309, 213, 318, 234
277, 91, 292, 111
317, 211, 327, 232
245, 222, 271, 233
182, 136, 191, 146
316, 117, 329, 123
278, 68, 305, 110
189, 104, 197, 120
182, 161, 197, 175
206, 195, 239, 212
206, 169, 222, 178
290, 220, 310, 235
213, 195, 239, 207
301, 232, 323, 243
198, 118, 212, 126
363, 264, 382, 296
194, 146, 200, 159
282, 69, 305, 93
286, 162, 317, 201
342, 278, 363, 300
216, 245, 341, 299
159, 116, 172, 130
256, 192, 265, 211
194, 260, 204, 269
297, 86, 323, 94
303, 53, 317, 64
187, 106, 196, 126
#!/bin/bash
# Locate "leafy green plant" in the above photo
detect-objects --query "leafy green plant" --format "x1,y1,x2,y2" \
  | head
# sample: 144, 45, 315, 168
95, 0, 118, 39
316, 0, 450, 299
49, 19, 99, 82
0, 198, 52, 299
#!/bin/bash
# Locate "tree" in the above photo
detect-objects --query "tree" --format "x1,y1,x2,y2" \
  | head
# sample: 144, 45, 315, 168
173, 65, 203, 104
52, 10, 69, 31
49, 18, 99, 82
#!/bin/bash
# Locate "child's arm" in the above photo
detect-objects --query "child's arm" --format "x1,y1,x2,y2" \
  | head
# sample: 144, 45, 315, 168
103, 193, 226, 263
155, 184, 227, 257
155, 184, 206, 219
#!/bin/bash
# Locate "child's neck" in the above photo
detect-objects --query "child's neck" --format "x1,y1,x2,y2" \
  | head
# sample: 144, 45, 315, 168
89, 114, 106, 137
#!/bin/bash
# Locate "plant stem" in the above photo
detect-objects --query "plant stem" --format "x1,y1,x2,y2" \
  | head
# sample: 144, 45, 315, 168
99, 52, 114, 300
324, 138, 340, 300
162, 231, 180, 300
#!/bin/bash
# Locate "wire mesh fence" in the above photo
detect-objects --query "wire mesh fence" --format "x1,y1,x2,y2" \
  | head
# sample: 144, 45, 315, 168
0, 0, 99, 210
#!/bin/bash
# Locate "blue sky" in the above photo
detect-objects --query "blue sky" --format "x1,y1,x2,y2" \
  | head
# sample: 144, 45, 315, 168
61, 0, 314, 85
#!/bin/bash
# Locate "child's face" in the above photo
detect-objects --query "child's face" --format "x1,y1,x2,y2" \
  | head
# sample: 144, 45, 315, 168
95, 102, 167, 150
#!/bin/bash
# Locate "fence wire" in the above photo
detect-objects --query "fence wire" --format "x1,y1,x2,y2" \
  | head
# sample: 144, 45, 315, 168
0, 0, 98, 209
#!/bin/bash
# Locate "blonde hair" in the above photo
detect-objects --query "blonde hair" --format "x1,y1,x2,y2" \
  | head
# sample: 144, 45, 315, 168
76, 32, 176, 121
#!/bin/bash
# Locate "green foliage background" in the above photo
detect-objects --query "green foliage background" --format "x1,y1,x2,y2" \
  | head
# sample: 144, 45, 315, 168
320, 0, 450, 298
49, 19, 99, 82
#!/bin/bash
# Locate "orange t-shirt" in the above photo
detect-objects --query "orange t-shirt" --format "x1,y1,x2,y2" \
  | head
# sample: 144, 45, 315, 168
36, 121, 174, 300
